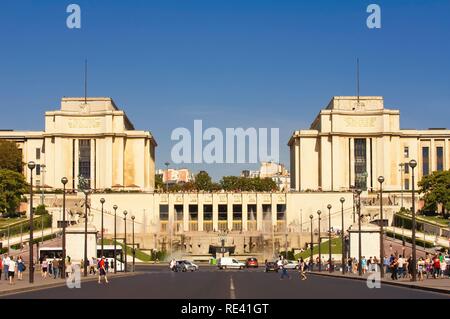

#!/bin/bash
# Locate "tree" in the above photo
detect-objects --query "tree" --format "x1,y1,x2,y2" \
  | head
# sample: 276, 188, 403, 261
418, 170, 450, 218
219, 176, 278, 192
0, 140, 23, 173
194, 171, 213, 191
35, 204, 48, 215
0, 169, 27, 217
155, 174, 164, 190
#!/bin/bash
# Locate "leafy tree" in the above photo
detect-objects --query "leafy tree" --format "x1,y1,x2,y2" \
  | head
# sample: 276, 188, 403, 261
219, 176, 278, 192
418, 170, 450, 218
0, 169, 27, 217
155, 174, 164, 190
35, 204, 48, 215
194, 171, 213, 191
0, 140, 23, 173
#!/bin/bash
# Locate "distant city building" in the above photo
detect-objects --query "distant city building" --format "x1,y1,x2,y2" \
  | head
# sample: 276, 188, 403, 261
241, 162, 290, 191
158, 168, 194, 184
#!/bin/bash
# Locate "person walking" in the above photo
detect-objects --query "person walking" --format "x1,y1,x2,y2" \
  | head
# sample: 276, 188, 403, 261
8, 257, 16, 285
298, 257, 307, 280
432, 255, 440, 279
17, 256, 25, 281
3, 254, 10, 281
279, 257, 290, 280
361, 256, 367, 275
90, 257, 97, 275
98, 256, 109, 284
65, 261, 73, 282
390, 256, 398, 280
397, 255, 405, 278
53, 258, 60, 279
0, 256, 3, 280
42, 259, 49, 278
417, 257, 425, 281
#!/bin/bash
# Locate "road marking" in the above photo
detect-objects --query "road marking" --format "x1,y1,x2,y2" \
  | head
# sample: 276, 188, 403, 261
230, 276, 236, 299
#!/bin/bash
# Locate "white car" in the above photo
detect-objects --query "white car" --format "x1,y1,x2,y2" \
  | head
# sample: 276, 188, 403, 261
283, 260, 299, 270
218, 257, 245, 270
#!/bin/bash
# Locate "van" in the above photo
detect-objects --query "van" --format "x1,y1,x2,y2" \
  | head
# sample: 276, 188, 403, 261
217, 257, 245, 270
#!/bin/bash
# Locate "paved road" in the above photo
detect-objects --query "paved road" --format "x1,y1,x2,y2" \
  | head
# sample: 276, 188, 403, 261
2, 266, 448, 299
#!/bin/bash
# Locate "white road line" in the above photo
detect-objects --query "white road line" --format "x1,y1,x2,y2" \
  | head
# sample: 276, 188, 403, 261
230, 276, 236, 299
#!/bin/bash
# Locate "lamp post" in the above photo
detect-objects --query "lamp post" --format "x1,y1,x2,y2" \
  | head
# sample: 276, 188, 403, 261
61, 177, 68, 279
113, 205, 118, 274
27, 161, 36, 284
340, 197, 345, 274
399, 163, 405, 208
100, 198, 105, 258
309, 214, 314, 271
327, 204, 332, 272
378, 176, 385, 278
123, 210, 128, 272
356, 188, 362, 276
164, 162, 170, 192
218, 230, 227, 258
317, 210, 322, 272
131, 215, 136, 272
83, 189, 89, 277
409, 159, 417, 282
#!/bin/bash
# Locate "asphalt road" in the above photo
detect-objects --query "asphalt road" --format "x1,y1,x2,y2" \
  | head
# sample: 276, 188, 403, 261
2, 266, 448, 299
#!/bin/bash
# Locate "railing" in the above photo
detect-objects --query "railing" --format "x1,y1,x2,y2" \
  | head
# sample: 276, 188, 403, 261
203, 221, 213, 232
247, 220, 257, 231
189, 221, 198, 232
232, 221, 242, 231
218, 221, 228, 231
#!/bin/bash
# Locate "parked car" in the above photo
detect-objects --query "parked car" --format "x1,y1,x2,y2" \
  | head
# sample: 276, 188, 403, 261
246, 257, 259, 268
283, 260, 299, 270
218, 257, 245, 270
174, 260, 199, 272
264, 261, 279, 272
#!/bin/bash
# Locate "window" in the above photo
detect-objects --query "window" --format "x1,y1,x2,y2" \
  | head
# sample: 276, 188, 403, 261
36, 164, 41, 176
404, 147, 409, 158
404, 163, 409, 174
203, 205, 212, 221
218, 205, 227, 221
232, 205, 242, 220
354, 139, 367, 190
159, 205, 168, 221
404, 178, 410, 191
422, 147, 430, 176
79, 139, 91, 188
437, 147, 444, 171
36, 148, 41, 160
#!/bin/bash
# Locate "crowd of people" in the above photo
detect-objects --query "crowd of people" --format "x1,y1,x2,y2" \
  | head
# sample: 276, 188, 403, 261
1, 254, 26, 285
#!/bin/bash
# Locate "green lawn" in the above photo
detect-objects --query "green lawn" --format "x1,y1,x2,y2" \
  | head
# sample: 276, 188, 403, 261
102, 238, 152, 262
416, 214, 449, 227
294, 237, 343, 260
0, 217, 25, 229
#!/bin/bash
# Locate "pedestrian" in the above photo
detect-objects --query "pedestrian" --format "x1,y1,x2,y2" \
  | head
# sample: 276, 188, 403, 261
48, 257, 53, 276
0, 256, 3, 280
17, 256, 25, 281
407, 255, 413, 279
298, 257, 307, 280
53, 258, 60, 279
279, 257, 290, 280
3, 254, 10, 281
42, 258, 49, 278
432, 255, 440, 278
397, 255, 405, 278
417, 257, 425, 281
65, 261, 73, 281
8, 257, 16, 285
439, 255, 446, 278
90, 257, 97, 275
390, 256, 398, 280
98, 256, 109, 284
383, 255, 390, 275
361, 256, 367, 275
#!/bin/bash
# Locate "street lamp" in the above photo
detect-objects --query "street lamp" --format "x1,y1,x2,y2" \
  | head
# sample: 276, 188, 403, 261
83, 189, 90, 277
218, 230, 228, 258
100, 198, 105, 258
309, 214, 314, 271
164, 162, 170, 192
123, 210, 128, 272
340, 197, 345, 274
113, 204, 118, 274
61, 177, 68, 279
317, 210, 322, 272
409, 159, 417, 282
327, 204, 332, 273
378, 176, 385, 278
356, 188, 363, 276
131, 215, 136, 272
27, 161, 36, 284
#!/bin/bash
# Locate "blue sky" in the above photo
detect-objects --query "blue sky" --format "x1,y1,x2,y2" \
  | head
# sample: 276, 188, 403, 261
0, 0, 449, 180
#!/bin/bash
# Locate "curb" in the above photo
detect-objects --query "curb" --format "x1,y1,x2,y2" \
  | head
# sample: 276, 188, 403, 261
0, 272, 138, 297
309, 272, 450, 295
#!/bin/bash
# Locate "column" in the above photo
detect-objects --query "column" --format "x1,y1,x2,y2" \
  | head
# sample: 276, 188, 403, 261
227, 196, 233, 231
212, 196, 218, 232
256, 197, 263, 232
242, 197, 248, 231
349, 138, 355, 187
183, 197, 189, 232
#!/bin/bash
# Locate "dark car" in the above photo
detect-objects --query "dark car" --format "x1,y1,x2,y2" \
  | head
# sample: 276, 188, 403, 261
246, 258, 259, 268
264, 261, 279, 272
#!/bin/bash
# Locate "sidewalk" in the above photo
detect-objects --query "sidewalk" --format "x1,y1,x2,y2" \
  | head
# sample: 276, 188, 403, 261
0, 270, 137, 297
310, 270, 450, 294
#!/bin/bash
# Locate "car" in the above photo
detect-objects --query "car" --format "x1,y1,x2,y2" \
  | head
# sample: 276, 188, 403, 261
246, 258, 259, 268
283, 260, 299, 270
264, 261, 279, 272
218, 257, 245, 270
174, 260, 199, 272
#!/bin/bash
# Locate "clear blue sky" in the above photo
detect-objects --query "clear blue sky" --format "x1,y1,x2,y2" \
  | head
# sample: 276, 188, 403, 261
0, 0, 449, 180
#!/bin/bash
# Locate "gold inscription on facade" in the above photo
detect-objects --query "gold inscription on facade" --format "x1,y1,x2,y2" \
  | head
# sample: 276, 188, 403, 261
68, 118, 102, 129
344, 117, 376, 128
